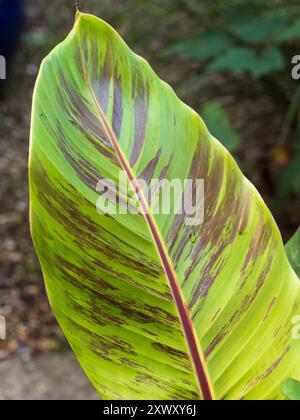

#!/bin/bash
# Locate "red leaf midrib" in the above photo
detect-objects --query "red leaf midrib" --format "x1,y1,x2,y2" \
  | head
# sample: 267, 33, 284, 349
82, 60, 213, 400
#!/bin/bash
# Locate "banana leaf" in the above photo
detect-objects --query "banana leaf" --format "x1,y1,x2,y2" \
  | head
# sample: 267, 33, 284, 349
29, 12, 300, 400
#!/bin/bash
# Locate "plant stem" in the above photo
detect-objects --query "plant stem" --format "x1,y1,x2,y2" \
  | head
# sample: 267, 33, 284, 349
75, 0, 81, 12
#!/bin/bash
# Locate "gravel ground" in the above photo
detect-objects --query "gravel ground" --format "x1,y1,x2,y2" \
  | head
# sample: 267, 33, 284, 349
0, 352, 99, 400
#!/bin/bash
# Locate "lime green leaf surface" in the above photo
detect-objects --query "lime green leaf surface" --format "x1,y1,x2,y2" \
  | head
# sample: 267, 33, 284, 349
29, 12, 300, 400
200, 101, 240, 152
286, 227, 300, 278
281, 378, 300, 400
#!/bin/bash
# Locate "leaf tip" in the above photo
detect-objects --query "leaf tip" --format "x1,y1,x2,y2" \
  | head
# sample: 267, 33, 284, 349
75, 10, 81, 21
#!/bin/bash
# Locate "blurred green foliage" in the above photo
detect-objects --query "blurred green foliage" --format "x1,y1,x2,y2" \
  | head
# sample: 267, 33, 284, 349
281, 378, 300, 400
207, 47, 284, 78
277, 87, 300, 201
165, 0, 300, 210
167, 4, 300, 79
201, 101, 241, 152
285, 226, 300, 276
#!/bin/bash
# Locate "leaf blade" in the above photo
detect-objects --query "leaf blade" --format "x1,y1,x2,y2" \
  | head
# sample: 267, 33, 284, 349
29, 12, 300, 400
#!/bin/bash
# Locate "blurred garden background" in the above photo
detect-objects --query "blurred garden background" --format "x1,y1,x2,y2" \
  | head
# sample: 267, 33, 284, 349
0, 0, 299, 399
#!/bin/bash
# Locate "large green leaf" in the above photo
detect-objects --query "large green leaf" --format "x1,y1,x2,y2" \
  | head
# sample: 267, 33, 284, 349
29, 12, 300, 400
